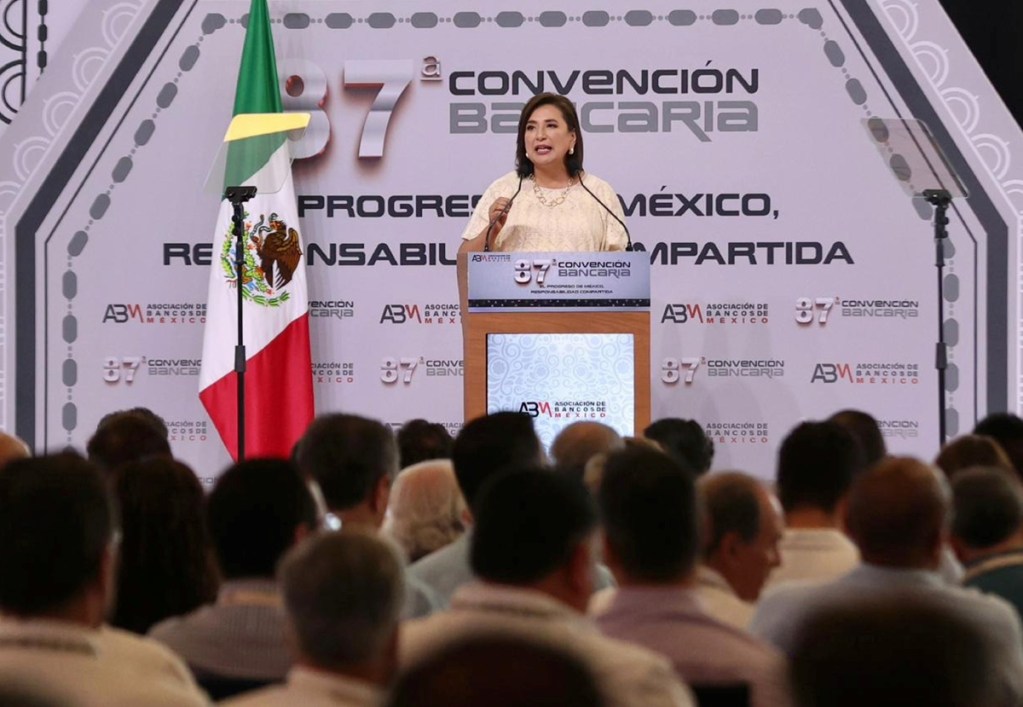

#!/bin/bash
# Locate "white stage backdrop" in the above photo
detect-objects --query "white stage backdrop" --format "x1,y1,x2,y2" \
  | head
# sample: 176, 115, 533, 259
1, 0, 1022, 482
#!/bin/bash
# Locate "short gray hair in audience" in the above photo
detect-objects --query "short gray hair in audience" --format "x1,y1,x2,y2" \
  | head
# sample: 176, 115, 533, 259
550, 422, 625, 480
278, 529, 404, 668
384, 459, 466, 562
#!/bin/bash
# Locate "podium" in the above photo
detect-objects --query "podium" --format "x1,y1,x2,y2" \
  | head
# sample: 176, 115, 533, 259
459, 252, 651, 448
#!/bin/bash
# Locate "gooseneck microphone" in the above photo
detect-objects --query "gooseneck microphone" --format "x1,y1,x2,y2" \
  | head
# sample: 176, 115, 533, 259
578, 174, 634, 252
483, 177, 524, 252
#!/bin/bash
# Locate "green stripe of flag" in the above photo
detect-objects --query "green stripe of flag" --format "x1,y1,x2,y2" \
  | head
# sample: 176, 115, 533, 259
224, 0, 287, 190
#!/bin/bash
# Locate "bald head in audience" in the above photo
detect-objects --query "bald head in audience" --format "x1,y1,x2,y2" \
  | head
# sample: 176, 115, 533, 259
550, 422, 624, 481
0, 432, 29, 469
845, 456, 949, 569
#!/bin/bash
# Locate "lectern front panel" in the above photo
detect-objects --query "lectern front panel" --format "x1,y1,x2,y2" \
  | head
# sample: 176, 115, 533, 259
486, 332, 635, 450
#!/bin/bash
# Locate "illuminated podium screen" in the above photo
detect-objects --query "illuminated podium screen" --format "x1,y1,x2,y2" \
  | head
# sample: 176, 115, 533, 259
486, 332, 636, 449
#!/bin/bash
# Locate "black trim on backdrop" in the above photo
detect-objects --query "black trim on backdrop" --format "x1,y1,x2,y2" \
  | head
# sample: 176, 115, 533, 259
835, 0, 1003, 419
14, 0, 189, 446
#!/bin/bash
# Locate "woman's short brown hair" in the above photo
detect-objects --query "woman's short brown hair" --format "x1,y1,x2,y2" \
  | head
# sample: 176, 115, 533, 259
515, 93, 584, 178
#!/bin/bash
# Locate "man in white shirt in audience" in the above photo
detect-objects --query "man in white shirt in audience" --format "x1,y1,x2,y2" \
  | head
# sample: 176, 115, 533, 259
402, 467, 694, 707
766, 421, 865, 587
751, 457, 1023, 703
697, 471, 785, 629
0, 454, 206, 706
224, 529, 404, 707
596, 449, 790, 707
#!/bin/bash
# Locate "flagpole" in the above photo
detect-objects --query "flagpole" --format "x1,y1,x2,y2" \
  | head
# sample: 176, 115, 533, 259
225, 185, 257, 460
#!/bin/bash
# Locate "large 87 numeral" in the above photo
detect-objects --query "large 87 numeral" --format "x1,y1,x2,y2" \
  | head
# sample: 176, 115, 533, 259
280, 59, 415, 159
381, 357, 418, 384
661, 357, 701, 384
795, 297, 835, 325
103, 357, 142, 384
514, 259, 554, 285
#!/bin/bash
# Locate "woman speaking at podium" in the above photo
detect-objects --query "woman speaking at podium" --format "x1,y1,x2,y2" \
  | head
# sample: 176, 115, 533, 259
459, 92, 630, 253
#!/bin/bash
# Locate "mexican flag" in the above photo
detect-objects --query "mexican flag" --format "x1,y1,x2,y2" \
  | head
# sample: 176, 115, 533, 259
199, 0, 314, 460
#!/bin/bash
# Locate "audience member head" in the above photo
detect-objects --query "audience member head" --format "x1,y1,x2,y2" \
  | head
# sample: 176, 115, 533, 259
397, 419, 454, 469
471, 468, 597, 611
699, 471, 784, 601
844, 456, 949, 569
934, 434, 1013, 479
207, 458, 317, 580
776, 420, 866, 520
828, 409, 886, 467
643, 418, 714, 475
387, 634, 605, 707
974, 412, 1023, 480
550, 422, 624, 481
384, 459, 466, 562
451, 412, 543, 513
279, 530, 404, 685
294, 413, 399, 527
110, 457, 218, 634
0, 431, 30, 469
599, 447, 700, 584
950, 466, 1023, 564
86, 413, 171, 472
790, 595, 999, 707
0, 454, 116, 625
96, 407, 169, 439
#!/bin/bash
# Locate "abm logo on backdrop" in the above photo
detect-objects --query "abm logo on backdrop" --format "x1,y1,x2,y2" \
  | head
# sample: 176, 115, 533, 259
519, 401, 608, 419
102, 303, 207, 325
661, 302, 769, 325
380, 303, 460, 324
811, 362, 920, 384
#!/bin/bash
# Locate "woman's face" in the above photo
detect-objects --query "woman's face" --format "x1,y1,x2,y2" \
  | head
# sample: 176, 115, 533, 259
523, 104, 576, 173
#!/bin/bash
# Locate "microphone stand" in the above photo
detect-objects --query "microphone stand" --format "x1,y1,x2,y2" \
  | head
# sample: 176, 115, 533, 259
484, 177, 523, 252
224, 185, 257, 460
923, 188, 951, 447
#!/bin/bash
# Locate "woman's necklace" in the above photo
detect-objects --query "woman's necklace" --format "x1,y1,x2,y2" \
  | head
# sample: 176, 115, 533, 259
531, 174, 575, 208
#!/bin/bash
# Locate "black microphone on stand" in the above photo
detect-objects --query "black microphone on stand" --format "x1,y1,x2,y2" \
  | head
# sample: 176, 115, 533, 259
483, 177, 524, 252
577, 174, 633, 251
